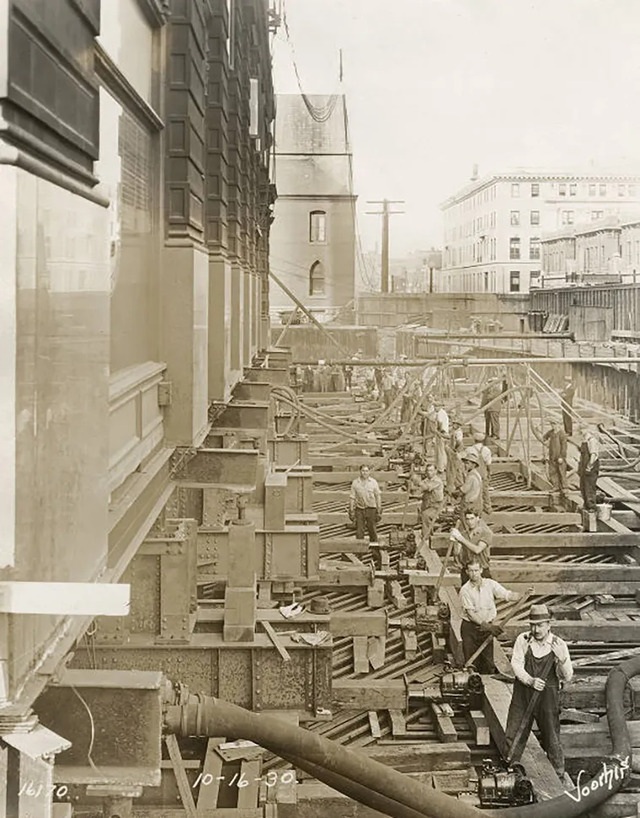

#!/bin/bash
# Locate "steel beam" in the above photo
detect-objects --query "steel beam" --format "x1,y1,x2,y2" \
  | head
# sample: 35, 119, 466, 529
172, 448, 259, 490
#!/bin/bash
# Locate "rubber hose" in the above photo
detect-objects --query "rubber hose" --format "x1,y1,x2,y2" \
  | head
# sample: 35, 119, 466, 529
165, 697, 480, 818
285, 753, 431, 818
164, 630, 639, 818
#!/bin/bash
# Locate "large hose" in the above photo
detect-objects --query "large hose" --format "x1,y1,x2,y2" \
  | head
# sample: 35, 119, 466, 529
165, 656, 638, 818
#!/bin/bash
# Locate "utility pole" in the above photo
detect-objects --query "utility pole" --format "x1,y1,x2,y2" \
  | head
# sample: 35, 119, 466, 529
365, 199, 405, 293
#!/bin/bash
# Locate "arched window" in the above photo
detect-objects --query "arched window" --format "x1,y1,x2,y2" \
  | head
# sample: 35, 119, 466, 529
309, 210, 327, 243
309, 261, 325, 296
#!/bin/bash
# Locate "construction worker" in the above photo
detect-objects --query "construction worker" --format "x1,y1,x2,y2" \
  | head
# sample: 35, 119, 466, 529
467, 432, 492, 515
434, 401, 449, 474
560, 376, 576, 437
445, 415, 465, 496
381, 369, 395, 410
505, 604, 573, 785
543, 419, 567, 500
481, 377, 503, 440
458, 450, 484, 517
459, 560, 521, 674
578, 427, 600, 512
416, 463, 445, 543
349, 465, 382, 546
450, 509, 493, 585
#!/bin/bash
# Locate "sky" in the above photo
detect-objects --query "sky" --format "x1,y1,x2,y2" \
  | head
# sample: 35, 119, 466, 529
271, 0, 640, 257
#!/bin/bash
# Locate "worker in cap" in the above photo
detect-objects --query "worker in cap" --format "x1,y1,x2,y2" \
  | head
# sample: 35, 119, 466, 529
481, 376, 503, 440
505, 604, 573, 786
468, 432, 493, 515
456, 449, 484, 518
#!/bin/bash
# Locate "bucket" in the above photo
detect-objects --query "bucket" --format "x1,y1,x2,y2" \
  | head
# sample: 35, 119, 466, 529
596, 503, 612, 522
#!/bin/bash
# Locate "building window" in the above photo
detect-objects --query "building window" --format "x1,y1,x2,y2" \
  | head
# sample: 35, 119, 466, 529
530, 210, 540, 225
561, 210, 575, 225
619, 184, 626, 196
510, 271, 521, 292
511, 183, 520, 197
309, 211, 327, 243
559, 183, 567, 196
529, 237, 540, 260
309, 261, 325, 295
591, 210, 604, 220
589, 184, 596, 196
510, 237, 521, 260
531, 182, 539, 197
599, 183, 607, 196
569, 183, 577, 196
510, 210, 520, 226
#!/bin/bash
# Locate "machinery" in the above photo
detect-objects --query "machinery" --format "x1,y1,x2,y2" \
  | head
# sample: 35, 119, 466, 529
439, 667, 484, 709
478, 759, 535, 807
388, 526, 417, 555
415, 596, 450, 637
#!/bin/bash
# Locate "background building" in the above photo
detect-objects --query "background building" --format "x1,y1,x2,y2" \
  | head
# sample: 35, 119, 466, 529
269, 93, 356, 321
439, 170, 640, 294
542, 213, 640, 286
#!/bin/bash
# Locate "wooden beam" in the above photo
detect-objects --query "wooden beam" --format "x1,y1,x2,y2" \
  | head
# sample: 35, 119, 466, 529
312, 471, 399, 484
502, 620, 640, 642
237, 759, 261, 809
261, 621, 291, 662
482, 677, 565, 800
368, 711, 381, 739
432, 532, 640, 552
165, 735, 198, 818
332, 678, 406, 710
196, 739, 224, 811
491, 561, 640, 583
330, 612, 387, 637
319, 538, 370, 554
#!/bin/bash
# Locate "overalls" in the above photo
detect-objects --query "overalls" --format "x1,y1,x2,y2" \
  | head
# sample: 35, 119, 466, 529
504, 638, 565, 775
579, 441, 599, 511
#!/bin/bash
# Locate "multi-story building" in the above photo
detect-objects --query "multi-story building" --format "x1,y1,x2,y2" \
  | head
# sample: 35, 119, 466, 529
269, 94, 356, 320
439, 170, 640, 294
542, 213, 640, 286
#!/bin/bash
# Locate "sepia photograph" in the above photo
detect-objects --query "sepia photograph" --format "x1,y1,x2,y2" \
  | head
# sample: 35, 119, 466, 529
1, 0, 640, 816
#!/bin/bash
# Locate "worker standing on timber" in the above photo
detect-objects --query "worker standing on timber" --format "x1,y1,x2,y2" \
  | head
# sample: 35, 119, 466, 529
481, 377, 503, 440
349, 465, 382, 546
458, 450, 484, 517
505, 604, 573, 785
578, 427, 600, 512
433, 401, 449, 474
416, 463, 445, 543
543, 419, 567, 501
459, 560, 521, 674
343, 361, 353, 392
450, 509, 493, 584
467, 431, 493, 515
446, 415, 465, 495
560, 376, 576, 436
381, 368, 394, 410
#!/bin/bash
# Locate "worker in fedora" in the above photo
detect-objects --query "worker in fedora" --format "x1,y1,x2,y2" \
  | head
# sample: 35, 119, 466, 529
505, 604, 573, 786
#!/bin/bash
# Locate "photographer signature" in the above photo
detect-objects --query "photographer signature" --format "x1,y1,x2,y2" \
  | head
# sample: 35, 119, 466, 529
565, 756, 629, 803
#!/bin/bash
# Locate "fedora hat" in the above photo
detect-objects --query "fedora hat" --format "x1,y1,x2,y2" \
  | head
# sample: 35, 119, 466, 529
529, 604, 551, 623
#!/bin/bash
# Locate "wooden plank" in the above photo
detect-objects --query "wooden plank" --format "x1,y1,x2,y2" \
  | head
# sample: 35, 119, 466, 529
467, 710, 490, 745
330, 611, 387, 637
332, 679, 405, 710
312, 470, 398, 484
482, 677, 566, 800
367, 635, 386, 670
368, 711, 381, 739
362, 742, 471, 771
432, 532, 640, 552
317, 511, 419, 526
488, 511, 581, 526
502, 620, 640, 642
196, 738, 225, 810
261, 621, 291, 662
319, 538, 370, 554
431, 703, 458, 743
353, 636, 369, 674
165, 735, 198, 818
388, 709, 407, 736
237, 759, 261, 809
559, 708, 601, 724
492, 561, 640, 583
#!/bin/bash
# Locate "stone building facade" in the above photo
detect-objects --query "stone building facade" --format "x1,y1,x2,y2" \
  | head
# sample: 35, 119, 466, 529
269, 94, 356, 321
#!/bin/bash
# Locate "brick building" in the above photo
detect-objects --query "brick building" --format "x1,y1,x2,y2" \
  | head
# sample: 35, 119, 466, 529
439, 170, 640, 294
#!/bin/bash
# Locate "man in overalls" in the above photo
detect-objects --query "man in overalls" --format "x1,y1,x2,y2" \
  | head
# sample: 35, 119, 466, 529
578, 427, 600, 512
505, 604, 573, 785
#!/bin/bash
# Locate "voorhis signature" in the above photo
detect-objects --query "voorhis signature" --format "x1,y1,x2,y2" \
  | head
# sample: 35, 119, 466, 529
565, 757, 630, 803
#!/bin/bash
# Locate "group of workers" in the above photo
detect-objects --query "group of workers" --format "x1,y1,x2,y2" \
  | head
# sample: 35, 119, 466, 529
345, 371, 590, 787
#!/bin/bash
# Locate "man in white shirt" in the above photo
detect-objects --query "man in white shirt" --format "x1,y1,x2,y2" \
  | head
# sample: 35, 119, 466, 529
459, 560, 521, 673
349, 465, 382, 545
505, 604, 573, 781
